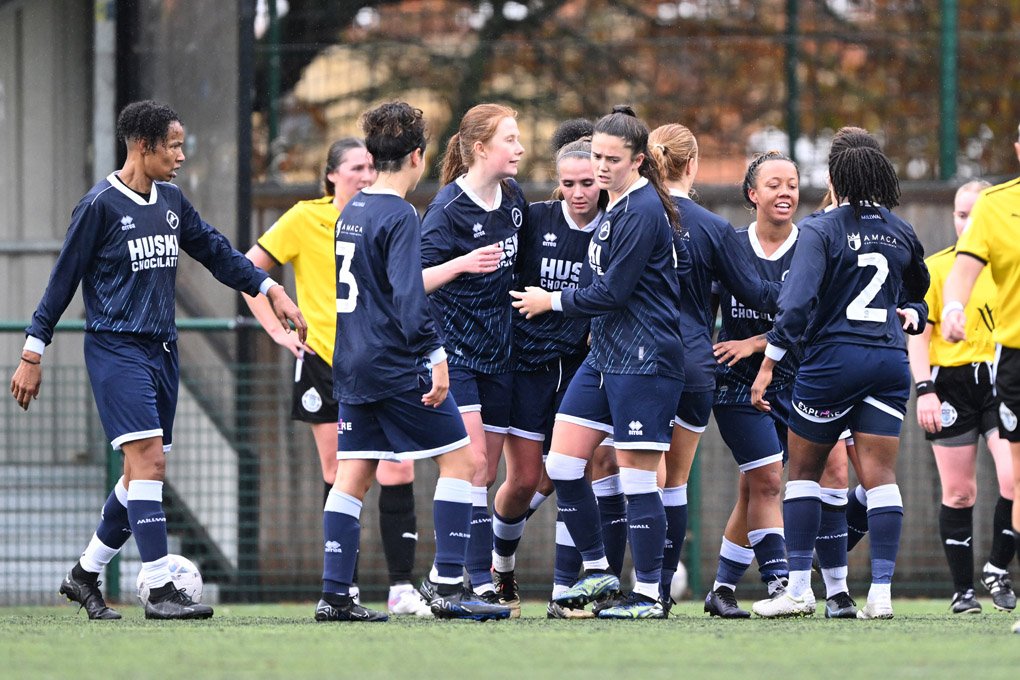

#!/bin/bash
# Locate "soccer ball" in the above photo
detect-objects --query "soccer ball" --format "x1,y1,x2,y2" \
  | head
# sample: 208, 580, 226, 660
670, 560, 689, 602
136, 554, 203, 604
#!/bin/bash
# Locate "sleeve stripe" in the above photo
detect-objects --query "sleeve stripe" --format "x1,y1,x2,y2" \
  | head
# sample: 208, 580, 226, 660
955, 250, 988, 265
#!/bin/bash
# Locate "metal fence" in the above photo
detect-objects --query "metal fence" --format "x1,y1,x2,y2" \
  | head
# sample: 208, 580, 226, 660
1, 326, 1009, 605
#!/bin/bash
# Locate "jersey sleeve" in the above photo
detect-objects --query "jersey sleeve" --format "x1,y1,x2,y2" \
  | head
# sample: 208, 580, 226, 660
712, 223, 781, 314
922, 254, 944, 324
560, 210, 659, 317
256, 204, 307, 265
177, 192, 268, 296
956, 195, 993, 264
384, 207, 441, 356
420, 204, 457, 268
25, 197, 105, 345
900, 230, 930, 334
765, 223, 827, 352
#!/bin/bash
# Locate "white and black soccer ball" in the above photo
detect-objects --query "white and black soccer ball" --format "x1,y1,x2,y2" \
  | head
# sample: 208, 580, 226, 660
136, 554, 203, 604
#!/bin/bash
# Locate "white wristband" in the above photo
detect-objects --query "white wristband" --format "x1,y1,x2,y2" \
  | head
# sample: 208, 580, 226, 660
550, 291, 563, 312
941, 301, 964, 321
764, 343, 788, 362
428, 347, 447, 366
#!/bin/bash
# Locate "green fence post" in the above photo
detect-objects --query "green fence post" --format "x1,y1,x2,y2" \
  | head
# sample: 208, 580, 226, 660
939, 0, 958, 180
105, 443, 121, 601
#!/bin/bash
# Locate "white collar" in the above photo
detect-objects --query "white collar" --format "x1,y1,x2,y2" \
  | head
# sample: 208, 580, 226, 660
361, 187, 402, 197
455, 175, 502, 211
668, 187, 690, 199
108, 172, 158, 206
606, 176, 648, 212
748, 220, 798, 261
559, 201, 602, 232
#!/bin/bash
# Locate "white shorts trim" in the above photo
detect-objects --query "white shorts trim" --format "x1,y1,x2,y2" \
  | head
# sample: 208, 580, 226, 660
739, 452, 785, 473
111, 429, 164, 451
554, 413, 614, 435
614, 440, 671, 452
339, 435, 471, 463
862, 396, 904, 420
458, 404, 482, 414
482, 424, 510, 435
507, 427, 545, 441
673, 416, 708, 434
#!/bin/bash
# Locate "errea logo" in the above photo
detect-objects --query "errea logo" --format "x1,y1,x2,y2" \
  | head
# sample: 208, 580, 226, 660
472, 223, 486, 238
120, 215, 135, 231
324, 541, 343, 553
338, 420, 353, 432
542, 232, 558, 247
628, 420, 643, 436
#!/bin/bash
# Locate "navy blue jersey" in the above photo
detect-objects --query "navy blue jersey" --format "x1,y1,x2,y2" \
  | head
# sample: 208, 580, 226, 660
560, 179, 685, 379
333, 189, 443, 404
512, 200, 598, 370
716, 222, 799, 390
673, 194, 780, 391
27, 173, 267, 345
421, 177, 525, 374
765, 204, 929, 355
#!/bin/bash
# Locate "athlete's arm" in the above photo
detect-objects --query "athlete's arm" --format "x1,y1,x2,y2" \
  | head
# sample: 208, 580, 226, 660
241, 245, 308, 357
941, 253, 984, 343
764, 224, 827, 360
558, 212, 659, 317
422, 243, 502, 294
388, 210, 445, 357
750, 355, 776, 413
714, 226, 782, 314
907, 326, 940, 433
713, 333, 766, 367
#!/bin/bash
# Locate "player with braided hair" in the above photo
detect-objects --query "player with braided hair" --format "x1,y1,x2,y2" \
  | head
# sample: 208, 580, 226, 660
752, 128, 929, 620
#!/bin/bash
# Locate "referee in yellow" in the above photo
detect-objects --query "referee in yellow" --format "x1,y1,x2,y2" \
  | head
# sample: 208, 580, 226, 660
909, 180, 1015, 614
942, 124, 1020, 632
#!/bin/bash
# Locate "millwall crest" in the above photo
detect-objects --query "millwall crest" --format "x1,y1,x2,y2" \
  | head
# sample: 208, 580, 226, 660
847, 232, 862, 251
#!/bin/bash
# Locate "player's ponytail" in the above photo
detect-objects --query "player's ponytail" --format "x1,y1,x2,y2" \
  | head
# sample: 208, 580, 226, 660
440, 103, 518, 187
648, 123, 698, 186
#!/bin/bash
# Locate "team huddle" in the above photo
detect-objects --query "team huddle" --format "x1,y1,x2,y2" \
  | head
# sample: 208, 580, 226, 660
10, 99, 1019, 626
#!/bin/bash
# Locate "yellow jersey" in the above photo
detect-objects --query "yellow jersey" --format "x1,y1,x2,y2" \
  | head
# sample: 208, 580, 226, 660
955, 177, 1020, 349
924, 245, 996, 366
257, 196, 339, 364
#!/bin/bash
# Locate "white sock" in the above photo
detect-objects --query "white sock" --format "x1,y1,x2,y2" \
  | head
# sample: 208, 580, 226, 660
492, 550, 516, 573
582, 557, 611, 572
787, 570, 812, 599
633, 581, 660, 600
79, 534, 120, 574
822, 566, 849, 599
868, 582, 891, 604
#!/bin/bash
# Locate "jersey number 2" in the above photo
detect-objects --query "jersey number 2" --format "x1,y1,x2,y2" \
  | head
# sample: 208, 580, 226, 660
846, 252, 888, 322
335, 241, 359, 313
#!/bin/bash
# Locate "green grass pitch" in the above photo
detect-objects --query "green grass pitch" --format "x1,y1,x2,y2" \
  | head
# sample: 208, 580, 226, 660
3, 600, 1019, 679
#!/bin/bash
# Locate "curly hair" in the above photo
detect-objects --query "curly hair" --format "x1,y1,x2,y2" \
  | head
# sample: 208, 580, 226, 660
116, 100, 180, 152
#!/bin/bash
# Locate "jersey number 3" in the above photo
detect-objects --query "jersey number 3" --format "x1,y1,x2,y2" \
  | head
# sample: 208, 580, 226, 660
336, 241, 359, 314
846, 252, 888, 323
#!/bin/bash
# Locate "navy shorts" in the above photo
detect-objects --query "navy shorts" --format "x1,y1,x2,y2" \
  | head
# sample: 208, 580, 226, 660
790, 344, 910, 443
555, 361, 683, 451
508, 354, 585, 441
337, 375, 470, 462
84, 332, 178, 452
291, 350, 339, 424
448, 364, 512, 434
714, 402, 789, 472
674, 389, 714, 433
